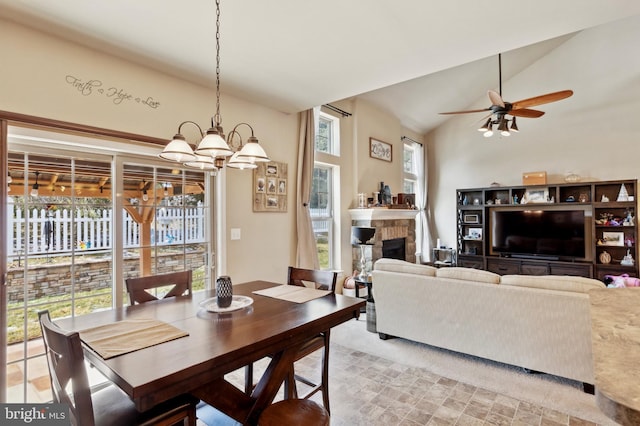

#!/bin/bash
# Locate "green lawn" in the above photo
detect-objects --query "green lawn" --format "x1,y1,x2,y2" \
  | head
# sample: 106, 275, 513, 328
317, 240, 329, 270
7, 269, 206, 345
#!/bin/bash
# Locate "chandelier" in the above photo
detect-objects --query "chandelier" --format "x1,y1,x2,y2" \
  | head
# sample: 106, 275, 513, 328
159, 0, 269, 171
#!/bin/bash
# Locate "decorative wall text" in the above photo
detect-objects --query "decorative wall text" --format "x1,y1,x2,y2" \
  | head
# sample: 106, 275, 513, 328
65, 75, 160, 109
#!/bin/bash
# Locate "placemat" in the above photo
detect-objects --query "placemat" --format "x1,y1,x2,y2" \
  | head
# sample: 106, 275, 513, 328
79, 318, 188, 359
253, 285, 330, 303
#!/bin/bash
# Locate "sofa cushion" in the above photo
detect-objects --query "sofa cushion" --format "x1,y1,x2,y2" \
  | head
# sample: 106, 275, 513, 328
435, 267, 500, 284
500, 275, 606, 293
373, 258, 436, 277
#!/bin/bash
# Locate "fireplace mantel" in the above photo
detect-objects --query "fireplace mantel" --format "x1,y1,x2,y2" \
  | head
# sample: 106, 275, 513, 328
348, 208, 418, 221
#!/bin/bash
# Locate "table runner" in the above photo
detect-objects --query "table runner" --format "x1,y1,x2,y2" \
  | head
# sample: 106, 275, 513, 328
252, 285, 330, 303
79, 318, 188, 359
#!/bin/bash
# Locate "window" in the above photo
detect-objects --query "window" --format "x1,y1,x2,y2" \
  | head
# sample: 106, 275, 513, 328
310, 165, 333, 269
311, 110, 341, 270
403, 143, 417, 194
315, 112, 340, 156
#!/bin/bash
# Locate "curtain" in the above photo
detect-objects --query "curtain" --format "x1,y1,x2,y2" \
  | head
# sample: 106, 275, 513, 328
414, 142, 433, 263
295, 109, 320, 269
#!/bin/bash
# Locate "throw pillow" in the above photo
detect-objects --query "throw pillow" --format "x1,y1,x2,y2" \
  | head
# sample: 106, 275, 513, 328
373, 258, 437, 277
500, 275, 606, 293
435, 267, 500, 284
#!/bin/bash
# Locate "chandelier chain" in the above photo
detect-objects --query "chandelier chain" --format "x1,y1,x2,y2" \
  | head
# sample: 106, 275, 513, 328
214, 0, 222, 127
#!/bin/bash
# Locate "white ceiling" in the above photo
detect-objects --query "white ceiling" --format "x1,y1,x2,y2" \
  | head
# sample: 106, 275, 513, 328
1, 0, 640, 134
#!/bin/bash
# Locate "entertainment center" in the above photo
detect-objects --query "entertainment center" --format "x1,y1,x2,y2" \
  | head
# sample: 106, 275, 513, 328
457, 179, 638, 280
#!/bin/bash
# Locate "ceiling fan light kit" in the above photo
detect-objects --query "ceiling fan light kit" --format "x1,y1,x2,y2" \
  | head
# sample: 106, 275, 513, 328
440, 54, 573, 138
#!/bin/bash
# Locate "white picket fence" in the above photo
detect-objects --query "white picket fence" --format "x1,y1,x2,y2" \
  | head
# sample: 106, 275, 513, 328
7, 205, 206, 256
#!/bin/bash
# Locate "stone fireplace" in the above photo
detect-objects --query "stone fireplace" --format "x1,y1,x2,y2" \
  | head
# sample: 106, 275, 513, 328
349, 209, 418, 273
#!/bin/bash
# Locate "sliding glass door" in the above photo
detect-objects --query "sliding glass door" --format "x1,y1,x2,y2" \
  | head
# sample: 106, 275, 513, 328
3, 125, 212, 403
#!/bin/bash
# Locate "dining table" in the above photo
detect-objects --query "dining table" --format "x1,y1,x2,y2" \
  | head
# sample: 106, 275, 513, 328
55, 280, 365, 425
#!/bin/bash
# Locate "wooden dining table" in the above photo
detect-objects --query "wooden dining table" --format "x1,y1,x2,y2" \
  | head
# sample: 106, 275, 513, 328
55, 280, 365, 425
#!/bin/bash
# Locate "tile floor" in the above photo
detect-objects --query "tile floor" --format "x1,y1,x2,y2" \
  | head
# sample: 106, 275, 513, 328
7, 335, 608, 425
220, 344, 603, 426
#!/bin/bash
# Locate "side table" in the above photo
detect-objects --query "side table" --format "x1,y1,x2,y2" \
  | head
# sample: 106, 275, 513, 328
431, 248, 457, 267
352, 278, 368, 316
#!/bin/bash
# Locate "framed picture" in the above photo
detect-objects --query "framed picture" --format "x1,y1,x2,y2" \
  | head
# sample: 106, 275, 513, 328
278, 179, 287, 195
255, 177, 265, 193
602, 231, 624, 246
266, 178, 277, 194
523, 187, 549, 203
254, 161, 287, 212
466, 228, 482, 240
369, 138, 392, 162
463, 214, 479, 224
266, 164, 278, 175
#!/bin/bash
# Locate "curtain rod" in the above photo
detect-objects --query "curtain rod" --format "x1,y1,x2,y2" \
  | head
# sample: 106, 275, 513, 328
401, 136, 423, 146
322, 104, 352, 117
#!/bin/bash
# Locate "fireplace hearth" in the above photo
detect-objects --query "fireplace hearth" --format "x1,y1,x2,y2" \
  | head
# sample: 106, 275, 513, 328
383, 238, 406, 261
349, 209, 418, 272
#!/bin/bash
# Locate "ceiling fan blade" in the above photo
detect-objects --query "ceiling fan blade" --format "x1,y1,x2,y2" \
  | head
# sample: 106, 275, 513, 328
511, 90, 573, 110
439, 108, 490, 115
509, 108, 545, 118
487, 90, 505, 108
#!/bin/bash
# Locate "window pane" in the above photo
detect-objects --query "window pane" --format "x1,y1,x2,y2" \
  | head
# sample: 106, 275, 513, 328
311, 167, 330, 216
315, 116, 332, 154
404, 147, 415, 174
310, 166, 333, 269
312, 221, 331, 270
404, 180, 416, 194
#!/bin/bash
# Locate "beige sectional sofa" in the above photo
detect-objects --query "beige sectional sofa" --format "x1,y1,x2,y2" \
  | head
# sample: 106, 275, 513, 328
371, 258, 606, 386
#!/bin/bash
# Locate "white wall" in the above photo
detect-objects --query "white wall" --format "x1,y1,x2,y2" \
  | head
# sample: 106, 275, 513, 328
427, 14, 640, 250
0, 19, 424, 284
0, 18, 298, 284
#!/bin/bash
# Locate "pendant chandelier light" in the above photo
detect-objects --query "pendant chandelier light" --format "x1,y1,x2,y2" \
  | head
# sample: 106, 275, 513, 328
159, 0, 269, 171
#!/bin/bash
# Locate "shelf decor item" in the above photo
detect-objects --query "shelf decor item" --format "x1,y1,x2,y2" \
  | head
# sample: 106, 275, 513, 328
463, 214, 479, 224
523, 187, 549, 203
599, 251, 612, 264
602, 231, 625, 247
617, 184, 630, 202
466, 228, 482, 240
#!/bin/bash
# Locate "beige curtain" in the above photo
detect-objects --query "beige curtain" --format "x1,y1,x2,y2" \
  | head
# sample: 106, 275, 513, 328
295, 109, 320, 269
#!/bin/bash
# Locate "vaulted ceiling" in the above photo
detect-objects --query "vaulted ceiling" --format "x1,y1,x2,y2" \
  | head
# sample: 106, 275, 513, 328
1, 1, 640, 133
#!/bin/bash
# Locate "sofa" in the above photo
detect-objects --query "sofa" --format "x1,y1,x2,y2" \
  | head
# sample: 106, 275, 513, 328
371, 258, 606, 386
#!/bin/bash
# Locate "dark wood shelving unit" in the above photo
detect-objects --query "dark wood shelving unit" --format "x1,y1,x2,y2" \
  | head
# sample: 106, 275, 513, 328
456, 179, 638, 279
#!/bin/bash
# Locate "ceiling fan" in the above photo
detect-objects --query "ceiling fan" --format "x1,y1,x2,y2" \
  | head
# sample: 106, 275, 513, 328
439, 53, 573, 136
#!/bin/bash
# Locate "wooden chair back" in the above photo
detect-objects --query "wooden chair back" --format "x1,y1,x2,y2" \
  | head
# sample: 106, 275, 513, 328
287, 267, 337, 292
125, 270, 192, 305
38, 310, 95, 426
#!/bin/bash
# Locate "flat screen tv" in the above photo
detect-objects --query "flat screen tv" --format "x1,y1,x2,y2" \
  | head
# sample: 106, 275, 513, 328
489, 205, 593, 261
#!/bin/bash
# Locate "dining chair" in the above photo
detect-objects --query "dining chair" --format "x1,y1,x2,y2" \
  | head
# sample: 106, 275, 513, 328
258, 399, 329, 426
38, 310, 198, 426
245, 266, 337, 414
125, 270, 192, 305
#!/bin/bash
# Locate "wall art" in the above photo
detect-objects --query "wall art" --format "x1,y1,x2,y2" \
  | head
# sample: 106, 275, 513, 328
369, 138, 392, 162
254, 161, 287, 212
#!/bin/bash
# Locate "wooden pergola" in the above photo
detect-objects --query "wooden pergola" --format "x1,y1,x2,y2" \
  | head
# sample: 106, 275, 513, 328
7, 153, 205, 276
